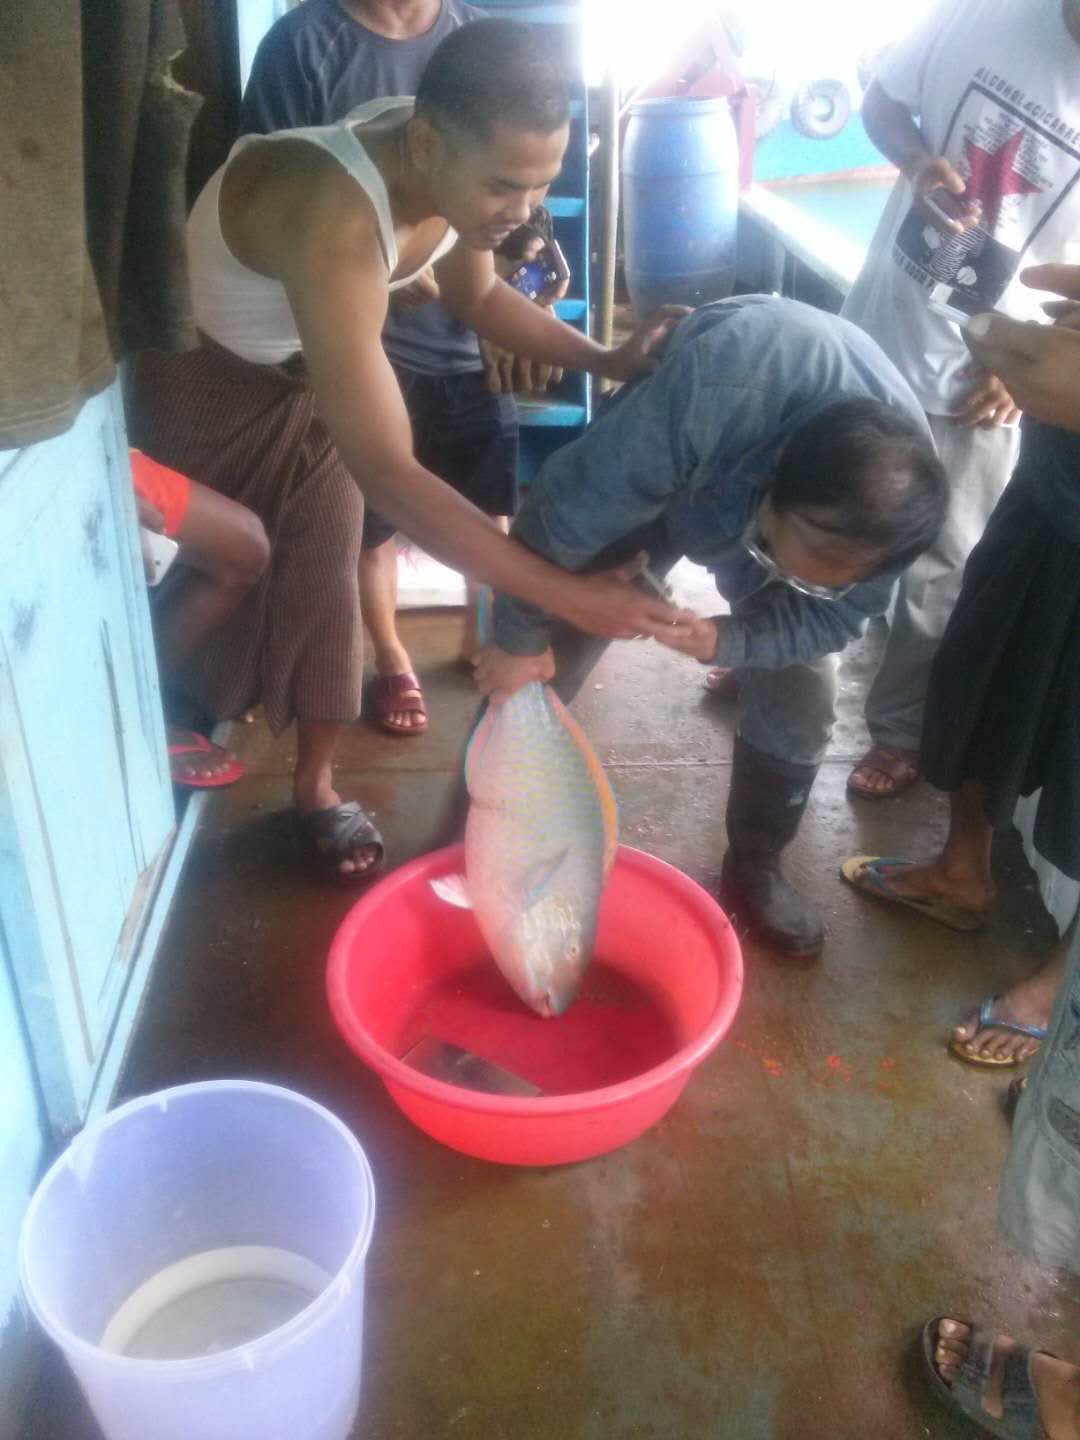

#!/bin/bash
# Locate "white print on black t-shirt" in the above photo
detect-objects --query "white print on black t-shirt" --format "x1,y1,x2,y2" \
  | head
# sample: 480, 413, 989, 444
892, 72, 1080, 314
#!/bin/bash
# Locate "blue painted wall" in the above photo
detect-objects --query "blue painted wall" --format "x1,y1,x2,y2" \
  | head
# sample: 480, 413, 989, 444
0, 381, 178, 1425
754, 114, 884, 182
0, 927, 46, 1431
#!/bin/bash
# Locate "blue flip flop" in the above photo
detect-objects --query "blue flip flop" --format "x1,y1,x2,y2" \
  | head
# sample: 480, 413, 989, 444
948, 996, 1047, 1068
841, 855, 986, 932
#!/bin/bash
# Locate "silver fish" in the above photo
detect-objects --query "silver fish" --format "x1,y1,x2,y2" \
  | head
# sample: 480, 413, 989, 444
433, 682, 617, 1017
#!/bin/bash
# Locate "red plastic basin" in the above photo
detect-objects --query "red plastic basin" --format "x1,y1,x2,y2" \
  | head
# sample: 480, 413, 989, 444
327, 844, 743, 1166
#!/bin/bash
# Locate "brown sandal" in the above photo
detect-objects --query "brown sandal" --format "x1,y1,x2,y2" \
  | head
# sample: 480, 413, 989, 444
371, 671, 428, 736
702, 667, 739, 701
847, 744, 919, 799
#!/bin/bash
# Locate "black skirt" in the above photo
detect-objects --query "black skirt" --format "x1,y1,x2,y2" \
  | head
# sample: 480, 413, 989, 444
921, 420, 1080, 878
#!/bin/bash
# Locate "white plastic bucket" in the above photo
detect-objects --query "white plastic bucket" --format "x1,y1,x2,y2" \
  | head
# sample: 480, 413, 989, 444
19, 1081, 376, 1440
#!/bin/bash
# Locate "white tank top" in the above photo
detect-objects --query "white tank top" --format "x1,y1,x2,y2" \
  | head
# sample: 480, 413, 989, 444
187, 97, 458, 366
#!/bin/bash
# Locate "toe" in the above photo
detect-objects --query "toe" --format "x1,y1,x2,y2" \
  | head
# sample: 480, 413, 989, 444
975, 1029, 1007, 1059
939, 1318, 971, 1343
985, 1030, 1021, 1061
953, 1011, 981, 1043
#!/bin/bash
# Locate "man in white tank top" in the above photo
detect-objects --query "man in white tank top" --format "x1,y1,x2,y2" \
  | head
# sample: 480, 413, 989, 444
241, 0, 534, 740
134, 20, 690, 880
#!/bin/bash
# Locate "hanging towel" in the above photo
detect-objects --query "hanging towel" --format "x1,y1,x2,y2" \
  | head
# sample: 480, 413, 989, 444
0, 1, 201, 450
0, 5, 114, 448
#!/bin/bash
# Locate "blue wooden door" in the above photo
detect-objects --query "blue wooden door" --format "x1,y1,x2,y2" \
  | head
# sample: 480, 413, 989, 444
0, 382, 175, 1134
0, 935, 47, 1412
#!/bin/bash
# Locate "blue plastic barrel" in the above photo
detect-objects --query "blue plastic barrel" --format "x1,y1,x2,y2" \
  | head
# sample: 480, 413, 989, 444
622, 97, 739, 318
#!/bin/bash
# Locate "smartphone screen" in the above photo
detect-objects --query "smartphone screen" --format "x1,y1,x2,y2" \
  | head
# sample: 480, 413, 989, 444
508, 258, 562, 301
507, 239, 569, 302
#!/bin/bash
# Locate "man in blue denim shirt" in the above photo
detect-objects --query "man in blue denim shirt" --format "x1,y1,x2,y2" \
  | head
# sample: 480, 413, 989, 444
480, 296, 947, 956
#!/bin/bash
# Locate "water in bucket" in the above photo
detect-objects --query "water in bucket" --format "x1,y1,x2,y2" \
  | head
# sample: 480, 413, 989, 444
100, 1246, 334, 1360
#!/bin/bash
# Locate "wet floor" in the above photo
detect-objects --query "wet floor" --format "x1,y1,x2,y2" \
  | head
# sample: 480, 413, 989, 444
23, 598, 1078, 1439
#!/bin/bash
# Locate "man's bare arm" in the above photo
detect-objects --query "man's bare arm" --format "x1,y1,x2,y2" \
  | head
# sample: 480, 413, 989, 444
436, 244, 686, 385
279, 219, 683, 640
862, 79, 977, 235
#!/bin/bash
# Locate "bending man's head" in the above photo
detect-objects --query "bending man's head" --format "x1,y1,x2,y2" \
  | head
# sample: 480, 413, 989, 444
758, 399, 947, 592
411, 19, 570, 248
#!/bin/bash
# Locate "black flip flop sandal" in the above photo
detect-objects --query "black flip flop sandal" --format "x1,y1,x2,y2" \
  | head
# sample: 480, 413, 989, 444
298, 802, 384, 883
921, 1318, 1047, 1438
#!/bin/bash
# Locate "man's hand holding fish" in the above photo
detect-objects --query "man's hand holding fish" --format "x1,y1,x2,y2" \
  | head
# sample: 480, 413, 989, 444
474, 647, 556, 707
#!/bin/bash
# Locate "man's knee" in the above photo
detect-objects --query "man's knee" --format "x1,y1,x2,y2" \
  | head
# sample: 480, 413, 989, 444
220, 509, 271, 589
181, 481, 271, 589
738, 657, 838, 768
550, 623, 609, 705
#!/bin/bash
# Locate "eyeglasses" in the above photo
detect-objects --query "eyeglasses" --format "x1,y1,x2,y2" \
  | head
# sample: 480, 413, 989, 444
741, 517, 856, 602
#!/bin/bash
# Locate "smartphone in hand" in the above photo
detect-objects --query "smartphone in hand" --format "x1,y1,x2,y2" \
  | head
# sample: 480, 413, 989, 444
506, 239, 570, 302
140, 527, 180, 587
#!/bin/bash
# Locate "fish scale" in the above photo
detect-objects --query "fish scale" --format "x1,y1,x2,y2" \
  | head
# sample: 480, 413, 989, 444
456, 681, 617, 1017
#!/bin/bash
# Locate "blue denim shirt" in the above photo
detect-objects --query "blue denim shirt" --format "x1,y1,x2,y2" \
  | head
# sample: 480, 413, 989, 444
493, 296, 932, 666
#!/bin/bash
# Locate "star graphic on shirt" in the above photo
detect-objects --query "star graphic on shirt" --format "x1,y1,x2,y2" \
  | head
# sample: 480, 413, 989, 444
962, 127, 1043, 230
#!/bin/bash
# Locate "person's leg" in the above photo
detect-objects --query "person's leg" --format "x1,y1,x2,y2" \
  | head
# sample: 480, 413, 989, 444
418, 372, 519, 663
723, 655, 837, 955
951, 922, 1073, 1065
149, 478, 270, 783
358, 528, 425, 733
292, 720, 381, 876
852, 418, 1020, 796
999, 923, 1080, 1269
234, 432, 382, 875
927, 1319, 1080, 1436
871, 778, 996, 911
157, 479, 271, 671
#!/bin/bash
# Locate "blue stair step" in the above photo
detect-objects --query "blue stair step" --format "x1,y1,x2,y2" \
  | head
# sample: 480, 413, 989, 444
514, 399, 588, 428
546, 196, 586, 219
553, 298, 587, 323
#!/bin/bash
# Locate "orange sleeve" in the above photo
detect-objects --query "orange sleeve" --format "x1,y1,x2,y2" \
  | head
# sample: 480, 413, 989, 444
129, 449, 192, 537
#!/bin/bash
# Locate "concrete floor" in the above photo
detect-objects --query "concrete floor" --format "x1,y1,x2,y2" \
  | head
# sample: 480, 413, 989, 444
23, 597, 1079, 1439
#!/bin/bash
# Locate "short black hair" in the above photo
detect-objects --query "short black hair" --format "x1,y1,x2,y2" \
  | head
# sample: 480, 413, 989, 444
767, 398, 947, 573
415, 18, 570, 145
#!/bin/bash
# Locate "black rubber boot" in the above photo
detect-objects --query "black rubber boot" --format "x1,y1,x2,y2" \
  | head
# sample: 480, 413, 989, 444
720, 735, 825, 957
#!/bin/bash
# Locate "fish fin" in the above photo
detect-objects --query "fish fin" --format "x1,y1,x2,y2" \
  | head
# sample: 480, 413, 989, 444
519, 848, 571, 910
463, 703, 497, 795
546, 690, 619, 877
431, 874, 472, 910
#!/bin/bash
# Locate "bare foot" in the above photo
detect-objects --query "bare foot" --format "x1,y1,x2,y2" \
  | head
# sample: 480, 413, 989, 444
952, 949, 1066, 1063
167, 726, 239, 784
932, 1318, 1080, 1437
874, 856, 994, 915
294, 775, 381, 877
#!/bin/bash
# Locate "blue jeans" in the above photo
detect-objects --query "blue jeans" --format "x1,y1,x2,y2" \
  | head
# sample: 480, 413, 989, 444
546, 527, 837, 768
1000, 923, 1080, 1272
